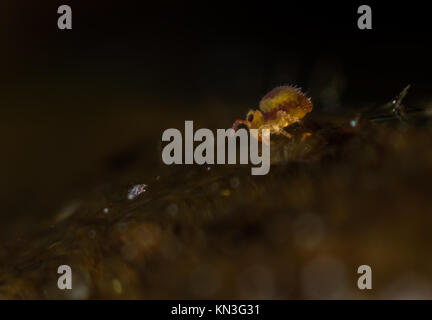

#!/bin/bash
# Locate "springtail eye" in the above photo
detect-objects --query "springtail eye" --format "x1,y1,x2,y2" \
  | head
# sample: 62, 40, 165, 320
247, 114, 254, 122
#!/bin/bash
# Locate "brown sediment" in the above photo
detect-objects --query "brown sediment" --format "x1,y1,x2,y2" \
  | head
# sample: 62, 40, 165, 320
1, 91, 432, 299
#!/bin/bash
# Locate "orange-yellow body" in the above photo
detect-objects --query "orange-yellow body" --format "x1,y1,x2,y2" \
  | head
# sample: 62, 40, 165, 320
232, 86, 313, 139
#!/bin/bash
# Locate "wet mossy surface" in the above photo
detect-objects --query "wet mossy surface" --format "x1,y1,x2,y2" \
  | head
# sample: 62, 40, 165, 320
2, 102, 432, 299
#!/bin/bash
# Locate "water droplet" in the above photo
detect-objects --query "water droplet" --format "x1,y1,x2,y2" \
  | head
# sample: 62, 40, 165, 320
112, 279, 123, 294
166, 203, 178, 216
55, 201, 81, 223
230, 177, 240, 189
127, 184, 147, 200
220, 189, 231, 197
88, 229, 96, 239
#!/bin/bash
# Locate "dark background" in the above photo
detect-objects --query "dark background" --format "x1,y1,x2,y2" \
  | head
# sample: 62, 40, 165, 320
1, 1, 431, 240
